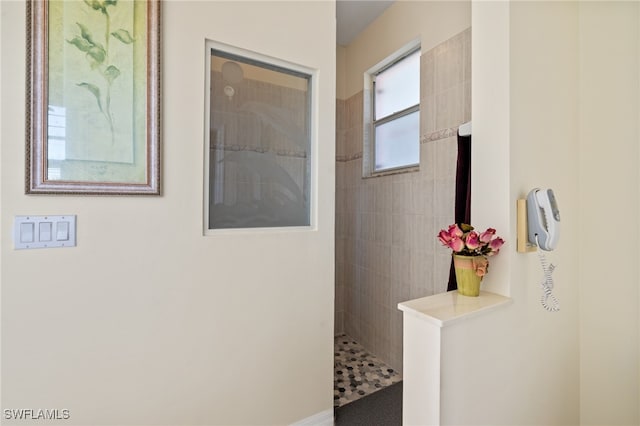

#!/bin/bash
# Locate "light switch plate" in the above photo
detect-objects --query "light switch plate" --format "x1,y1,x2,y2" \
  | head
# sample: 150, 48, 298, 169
14, 215, 76, 249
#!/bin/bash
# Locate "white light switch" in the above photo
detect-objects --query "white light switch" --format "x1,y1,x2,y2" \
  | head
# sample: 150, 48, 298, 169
56, 221, 69, 241
39, 222, 52, 241
19, 223, 34, 243
14, 215, 76, 249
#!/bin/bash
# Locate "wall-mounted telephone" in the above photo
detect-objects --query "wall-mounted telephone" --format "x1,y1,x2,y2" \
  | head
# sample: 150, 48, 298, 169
527, 188, 560, 251
517, 188, 561, 312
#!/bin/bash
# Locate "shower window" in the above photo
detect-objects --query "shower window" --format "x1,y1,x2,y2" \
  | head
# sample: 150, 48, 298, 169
367, 46, 420, 174
204, 42, 314, 230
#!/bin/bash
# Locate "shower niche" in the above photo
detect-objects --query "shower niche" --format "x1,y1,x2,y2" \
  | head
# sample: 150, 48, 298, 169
204, 41, 315, 231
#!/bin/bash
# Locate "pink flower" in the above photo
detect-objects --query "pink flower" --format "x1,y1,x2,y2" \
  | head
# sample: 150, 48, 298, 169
465, 231, 480, 250
438, 229, 452, 246
489, 237, 505, 252
448, 224, 463, 238
437, 223, 504, 260
479, 228, 496, 243
449, 237, 465, 252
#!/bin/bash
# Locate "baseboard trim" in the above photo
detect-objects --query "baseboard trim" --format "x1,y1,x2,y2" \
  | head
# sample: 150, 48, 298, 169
290, 408, 334, 426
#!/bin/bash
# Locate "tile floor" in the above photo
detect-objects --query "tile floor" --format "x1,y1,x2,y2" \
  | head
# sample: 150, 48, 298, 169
334, 334, 402, 407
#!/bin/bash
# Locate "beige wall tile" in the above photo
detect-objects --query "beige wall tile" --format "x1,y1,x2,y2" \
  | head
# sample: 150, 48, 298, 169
435, 178, 456, 218
434, 36, 464, 93
434, 136, 457, 179
374, 180, 393, 213
463, 80, 472, 123
409, 249, 434, 293
422, 96, 437, 135
422, 50, 435, 99
373, 213, 392, 246
391, 213, 410, 247
389, 310, 404, 374
390, 246, 411, 287
407, 214, 426, 251
335, 310, 344, 335
433, 250, 453, 294
409, 179, 430, 214
435, 84, 464, 130
462, 27, 472, 83
336, 235, 345, 264
419, 141, 436, 180
392, 180, 411, 214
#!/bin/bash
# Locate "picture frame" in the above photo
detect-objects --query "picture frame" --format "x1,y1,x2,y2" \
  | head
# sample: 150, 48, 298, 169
26, 0, 161, 195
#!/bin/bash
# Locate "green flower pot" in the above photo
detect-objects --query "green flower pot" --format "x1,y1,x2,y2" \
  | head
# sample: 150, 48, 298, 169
452, 254, 487, 297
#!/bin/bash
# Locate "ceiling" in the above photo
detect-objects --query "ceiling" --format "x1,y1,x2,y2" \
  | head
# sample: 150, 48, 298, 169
336, 0, 395, 46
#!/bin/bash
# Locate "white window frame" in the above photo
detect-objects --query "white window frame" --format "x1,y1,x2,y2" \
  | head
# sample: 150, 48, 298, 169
203, 39, 319, 235
363, 39, 421, 177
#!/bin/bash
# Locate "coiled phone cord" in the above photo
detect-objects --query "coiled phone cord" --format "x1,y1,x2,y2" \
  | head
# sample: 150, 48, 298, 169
535, 235, 560, 312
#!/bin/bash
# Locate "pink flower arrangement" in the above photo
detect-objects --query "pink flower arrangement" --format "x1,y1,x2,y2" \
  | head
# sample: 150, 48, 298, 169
438, 223, 505, 257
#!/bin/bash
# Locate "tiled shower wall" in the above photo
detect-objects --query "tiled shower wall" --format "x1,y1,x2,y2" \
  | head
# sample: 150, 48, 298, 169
335, 28, 471, 372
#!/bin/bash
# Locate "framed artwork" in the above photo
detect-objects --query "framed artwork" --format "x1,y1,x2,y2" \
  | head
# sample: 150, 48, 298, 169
26, 0, 161, 195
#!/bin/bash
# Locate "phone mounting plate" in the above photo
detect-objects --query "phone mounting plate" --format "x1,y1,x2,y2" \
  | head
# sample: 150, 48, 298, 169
516, 199, 537, 253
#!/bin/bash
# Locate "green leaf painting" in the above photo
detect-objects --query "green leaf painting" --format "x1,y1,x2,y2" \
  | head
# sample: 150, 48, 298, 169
76, 22, 101, 48
67, 0, 134, 144
83, 0, 119, 14
67, 36, 92, 52
103, 65, 121, 85
77, 82, 103, 112
87, 46, 107, 66
111, 29, 135, 44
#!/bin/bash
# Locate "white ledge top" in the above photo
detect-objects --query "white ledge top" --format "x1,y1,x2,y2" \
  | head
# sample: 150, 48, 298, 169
398, 290, 512, 328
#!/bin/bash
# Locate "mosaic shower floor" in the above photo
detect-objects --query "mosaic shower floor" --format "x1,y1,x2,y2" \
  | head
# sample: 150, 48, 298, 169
334, 334, 402, 407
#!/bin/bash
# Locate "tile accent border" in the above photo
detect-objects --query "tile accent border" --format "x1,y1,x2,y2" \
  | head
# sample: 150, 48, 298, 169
335, 152, 362, 163
335, 126, 460, 163
211, 143, 308, 159
421, 127, 459, 143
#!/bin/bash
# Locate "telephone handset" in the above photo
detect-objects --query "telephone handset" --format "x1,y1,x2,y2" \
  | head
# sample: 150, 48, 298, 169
526, 188, 561, 312
527, 188, 560, 251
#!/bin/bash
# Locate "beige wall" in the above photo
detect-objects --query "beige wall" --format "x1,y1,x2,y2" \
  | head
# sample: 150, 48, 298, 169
441, 4, 581, 423
578, 2, 640, 424
342, 0, 471, 99
442, 1, 639, 424
0, 1, 335, 425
